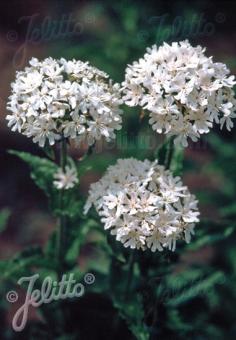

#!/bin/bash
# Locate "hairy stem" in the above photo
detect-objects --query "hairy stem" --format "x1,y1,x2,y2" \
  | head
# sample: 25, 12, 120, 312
125, 251, 135, 300
57, 138, 67, 278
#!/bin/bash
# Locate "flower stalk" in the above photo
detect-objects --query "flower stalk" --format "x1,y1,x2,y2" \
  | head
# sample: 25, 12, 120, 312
124, 251, 135, 300
57, 138, 68, 278
164, 137, 175, 169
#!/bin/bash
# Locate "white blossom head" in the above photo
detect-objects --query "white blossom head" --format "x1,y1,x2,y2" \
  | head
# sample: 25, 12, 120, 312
122, 40, 236, 147
7, 57, 123, 147
53, 165, 78, 190
84, 158, 200, 251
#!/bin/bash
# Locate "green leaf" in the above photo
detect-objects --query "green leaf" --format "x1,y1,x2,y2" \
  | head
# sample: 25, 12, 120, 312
9, 150, 83, 219
65, 237, 81, 264
113, 294, 149, 340
9, 150, 58, 193
165, 271, 225, 307
186, 220, 236, 251
43, 143, 56, 161
0, 246, 56, 283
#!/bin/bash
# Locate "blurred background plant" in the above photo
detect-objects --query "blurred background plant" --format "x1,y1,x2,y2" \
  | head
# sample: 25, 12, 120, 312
0, 0, 236, 339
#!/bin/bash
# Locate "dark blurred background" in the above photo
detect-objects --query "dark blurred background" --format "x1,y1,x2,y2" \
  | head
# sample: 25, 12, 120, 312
0, 0, 236, 337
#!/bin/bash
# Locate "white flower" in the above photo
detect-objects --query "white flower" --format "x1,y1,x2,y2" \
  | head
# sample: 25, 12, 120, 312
7, 57, 123, 147
122, 40, 236, 147
53, 165, 78, 190
84, 158, 200, 251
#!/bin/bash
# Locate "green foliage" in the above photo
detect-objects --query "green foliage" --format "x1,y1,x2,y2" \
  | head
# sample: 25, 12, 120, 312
9, 150, 84, 219
9, 150, 58, 193
0, 246, 55, 284
164, 270, 225, 307
114, 296, 149, 340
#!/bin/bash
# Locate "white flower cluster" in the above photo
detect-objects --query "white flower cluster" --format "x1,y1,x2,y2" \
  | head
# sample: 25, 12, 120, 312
122, 40, 236, 146
7, 57, 123, 147
53, 165, 78, 190
84, 158, 200, 251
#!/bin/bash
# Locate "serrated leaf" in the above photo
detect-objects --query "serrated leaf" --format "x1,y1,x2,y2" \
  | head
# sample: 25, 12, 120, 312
0, 246, 56, 283
9, 150, 58, 193
165, 271, 225, 307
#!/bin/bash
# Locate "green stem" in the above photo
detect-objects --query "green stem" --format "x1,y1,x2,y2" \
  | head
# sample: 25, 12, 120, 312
124, 251, 135, 300
164, 137, 174, 169
60, 138, 67, 171
57, 138, 67, 278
